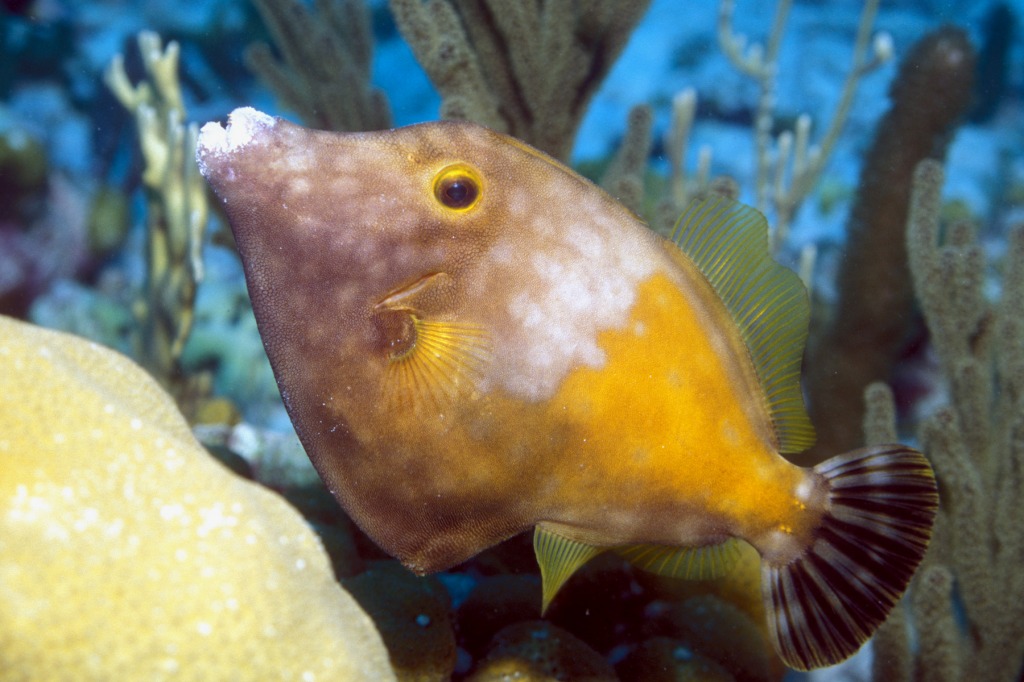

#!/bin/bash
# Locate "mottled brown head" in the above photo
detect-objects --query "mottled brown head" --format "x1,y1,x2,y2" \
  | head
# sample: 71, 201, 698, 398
198, 110, 519, 377
196, 108, 658, 571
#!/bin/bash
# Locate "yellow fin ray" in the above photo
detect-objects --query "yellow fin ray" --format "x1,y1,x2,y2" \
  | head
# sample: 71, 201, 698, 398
615, 538, 742, 581
670, 197, 814, 453
384, 316, 491, 411
533, 525, 606, 614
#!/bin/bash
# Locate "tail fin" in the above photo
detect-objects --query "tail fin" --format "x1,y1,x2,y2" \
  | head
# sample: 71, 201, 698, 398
762, 445, 937, 671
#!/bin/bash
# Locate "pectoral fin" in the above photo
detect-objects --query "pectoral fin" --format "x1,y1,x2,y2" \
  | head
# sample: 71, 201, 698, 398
374, 273, 491, 411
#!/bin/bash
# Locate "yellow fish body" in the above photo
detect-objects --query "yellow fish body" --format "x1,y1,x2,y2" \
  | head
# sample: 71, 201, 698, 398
196, 108, 937, 671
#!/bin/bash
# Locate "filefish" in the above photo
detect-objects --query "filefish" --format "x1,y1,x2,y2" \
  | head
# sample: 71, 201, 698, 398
196, 108, 937, 671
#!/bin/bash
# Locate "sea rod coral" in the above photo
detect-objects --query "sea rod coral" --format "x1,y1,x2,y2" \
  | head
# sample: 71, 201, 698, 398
869, 160, 1024, 682
805, 27, 976, 463
388, 0, 651, 161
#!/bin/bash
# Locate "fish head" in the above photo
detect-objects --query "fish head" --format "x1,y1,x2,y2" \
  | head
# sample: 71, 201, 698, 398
197, 108, 612, 376
198, 110, 500, 360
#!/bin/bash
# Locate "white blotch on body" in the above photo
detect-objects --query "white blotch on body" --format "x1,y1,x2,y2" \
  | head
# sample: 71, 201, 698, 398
484, 188, 661, 401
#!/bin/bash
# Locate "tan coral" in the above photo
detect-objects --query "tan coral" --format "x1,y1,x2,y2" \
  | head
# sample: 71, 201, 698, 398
0, 315, 396, 681
868, 160, 1024, 682
388, 0, 651, 160
246, 0, 391, 132
104, 31, 211, 417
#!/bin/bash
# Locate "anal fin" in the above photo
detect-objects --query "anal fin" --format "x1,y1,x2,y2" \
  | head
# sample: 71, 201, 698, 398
616, 538, 742, 581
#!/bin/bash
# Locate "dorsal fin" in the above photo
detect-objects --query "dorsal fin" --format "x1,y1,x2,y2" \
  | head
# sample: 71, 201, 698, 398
669, 197, 814, 453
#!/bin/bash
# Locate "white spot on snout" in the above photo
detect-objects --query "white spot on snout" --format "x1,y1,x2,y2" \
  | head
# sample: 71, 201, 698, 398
196, 107, 276, 177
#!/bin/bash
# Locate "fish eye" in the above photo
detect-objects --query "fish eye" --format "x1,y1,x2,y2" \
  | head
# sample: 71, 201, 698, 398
433, 165, 481, 212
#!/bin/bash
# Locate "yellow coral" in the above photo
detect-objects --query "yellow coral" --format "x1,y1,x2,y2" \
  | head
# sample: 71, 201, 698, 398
0, 315, 396, 681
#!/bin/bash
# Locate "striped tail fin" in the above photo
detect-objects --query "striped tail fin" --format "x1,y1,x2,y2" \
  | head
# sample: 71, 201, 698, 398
762, 445, 938, 671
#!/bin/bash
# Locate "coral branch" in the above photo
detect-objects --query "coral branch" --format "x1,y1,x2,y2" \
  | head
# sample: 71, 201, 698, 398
105, 31, 210, 417
875, 159, 1024, 681
600, 104, 653, 216
718, 0, 890, 248
388, 0, 650, 160
247, 0, 392, 131
804, 30, 976, 462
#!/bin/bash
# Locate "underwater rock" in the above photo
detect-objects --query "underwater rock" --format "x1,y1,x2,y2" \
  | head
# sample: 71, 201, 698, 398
278, 482, 366, 579
26, 278, 133, 354
0, 174, 90, 318
468, 620, 617, 682
642, 595, 781, 682
0, 314, 395, 681
627, 542, 784, 680
312, 519, 366, 580
457, 573, 542, 657
464, 530, 543, 577
343, 561, 457, 682
616, 637, 735, 682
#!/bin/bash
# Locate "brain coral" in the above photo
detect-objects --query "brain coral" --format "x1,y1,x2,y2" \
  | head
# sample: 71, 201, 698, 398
0, 314, 396, 681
